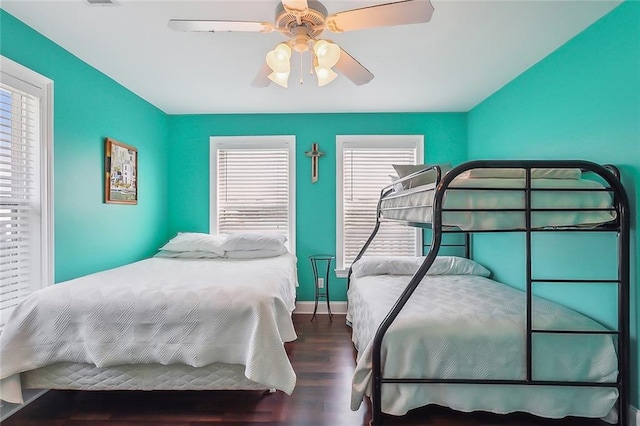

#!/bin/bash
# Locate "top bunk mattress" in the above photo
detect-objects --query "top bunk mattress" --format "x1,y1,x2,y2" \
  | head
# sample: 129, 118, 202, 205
380, 176, 616, 230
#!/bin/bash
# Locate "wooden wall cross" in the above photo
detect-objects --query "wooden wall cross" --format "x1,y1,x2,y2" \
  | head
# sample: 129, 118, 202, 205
304, 142, 325, 183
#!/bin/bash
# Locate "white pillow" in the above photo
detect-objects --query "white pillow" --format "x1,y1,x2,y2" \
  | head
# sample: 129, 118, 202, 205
351, 256, 490, 278
159, 232, 226, 256
224, 247, 288, 259
221, 232, 287, 252
428, 256, 491, 276
458, 168, 581, 180
154, 250, 221, 259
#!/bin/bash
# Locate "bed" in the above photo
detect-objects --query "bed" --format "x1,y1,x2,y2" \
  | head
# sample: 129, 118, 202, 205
0, 232, 299, 405
380, 172, 616, 230
347, 160, 630, 425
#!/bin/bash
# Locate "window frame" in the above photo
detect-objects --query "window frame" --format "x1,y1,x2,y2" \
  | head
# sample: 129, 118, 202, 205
209, 135, 296, 254
0, 55, 54, 326
335, 135, 424, 277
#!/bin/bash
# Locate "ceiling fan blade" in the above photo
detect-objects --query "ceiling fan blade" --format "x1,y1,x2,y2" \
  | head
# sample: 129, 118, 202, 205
281, 0, 308, 15
326, 0, 434, 33
334, 48, 374, 86
251, 62, 272, 88
168, 20, 274, 33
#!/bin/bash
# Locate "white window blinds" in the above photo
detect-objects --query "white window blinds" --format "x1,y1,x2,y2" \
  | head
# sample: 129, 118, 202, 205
0, 79, 41, 331
211, 136, 296, 252
217, 148, 289, 233
337, 136, 423, 272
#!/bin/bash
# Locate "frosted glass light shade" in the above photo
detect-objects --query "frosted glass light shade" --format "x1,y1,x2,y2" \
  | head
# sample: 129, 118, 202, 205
314, 40, 340, 68
269, 70, 290, 88
266, 43, 292, 73
315, 66, 338, 87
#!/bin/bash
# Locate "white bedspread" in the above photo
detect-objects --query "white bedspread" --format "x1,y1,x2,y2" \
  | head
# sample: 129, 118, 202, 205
380, 177, 616, 230
0, 254, 299, 403
348, 273, 618, 420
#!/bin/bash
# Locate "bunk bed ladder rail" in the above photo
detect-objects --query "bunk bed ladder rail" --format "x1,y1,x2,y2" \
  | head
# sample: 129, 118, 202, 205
367, 160, 630, 426
520, 162, 630, 426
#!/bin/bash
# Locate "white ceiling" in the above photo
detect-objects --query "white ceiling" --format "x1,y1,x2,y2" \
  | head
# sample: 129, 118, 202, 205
2, 0, 621, 114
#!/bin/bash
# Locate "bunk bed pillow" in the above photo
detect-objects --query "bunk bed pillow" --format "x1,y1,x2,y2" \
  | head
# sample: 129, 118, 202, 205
428, 255, 491, 276
154, 250, 222, 259
392, 163, 453, 189
458, 167, 582, 180
351, 256, 490, 278
159, 232, 226, 256
221, 232, 288, 252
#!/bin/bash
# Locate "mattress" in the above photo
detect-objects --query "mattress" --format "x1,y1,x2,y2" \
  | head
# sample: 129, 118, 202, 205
380, 177, 616, 230
0, 254, 299, 403
348, 271, 619, 421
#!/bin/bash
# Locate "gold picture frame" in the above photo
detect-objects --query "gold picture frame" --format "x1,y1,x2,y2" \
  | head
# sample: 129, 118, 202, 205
105, 138, 138, 204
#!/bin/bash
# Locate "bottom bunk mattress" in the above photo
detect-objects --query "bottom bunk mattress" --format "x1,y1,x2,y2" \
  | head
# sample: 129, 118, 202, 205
347, 257, 618, 422
0, 254, 299, 403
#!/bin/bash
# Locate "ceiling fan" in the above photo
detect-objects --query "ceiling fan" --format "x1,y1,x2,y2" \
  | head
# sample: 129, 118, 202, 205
168, 0, 434, 88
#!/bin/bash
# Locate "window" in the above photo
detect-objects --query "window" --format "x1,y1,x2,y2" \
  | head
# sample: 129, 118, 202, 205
210, 136, 296, 253
336, 135, 423, 275
0, 56, 53, 332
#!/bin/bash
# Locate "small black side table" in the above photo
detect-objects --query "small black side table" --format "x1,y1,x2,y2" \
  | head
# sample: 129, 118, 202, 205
309, 254, 335, 322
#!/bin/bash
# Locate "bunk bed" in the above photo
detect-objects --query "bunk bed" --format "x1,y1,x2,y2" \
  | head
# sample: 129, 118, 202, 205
347, 160, 630, 425
0, 233, 299, 405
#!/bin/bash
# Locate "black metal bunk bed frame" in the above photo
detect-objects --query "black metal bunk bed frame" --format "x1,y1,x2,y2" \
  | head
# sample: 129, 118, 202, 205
347, 160, 630, 426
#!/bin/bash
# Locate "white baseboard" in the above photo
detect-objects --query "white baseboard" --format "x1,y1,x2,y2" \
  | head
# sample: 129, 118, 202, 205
0, 389, 48, 421
294, 301, 347, 315
631, 405, 639, 426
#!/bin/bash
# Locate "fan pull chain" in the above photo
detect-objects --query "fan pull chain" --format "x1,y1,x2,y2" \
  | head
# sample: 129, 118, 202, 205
300, 54, 304, 85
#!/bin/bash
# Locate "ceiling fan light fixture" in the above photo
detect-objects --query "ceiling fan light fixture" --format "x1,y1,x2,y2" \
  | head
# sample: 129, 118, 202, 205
314, 40, 340, 68
315, 66, 337, 87
171, 0, 435, 88
266, 43, 292, 73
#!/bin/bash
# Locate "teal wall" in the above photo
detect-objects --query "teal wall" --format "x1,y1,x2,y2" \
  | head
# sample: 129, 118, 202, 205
168, 113, 467, 301
0, 10, 171, 282
467, 1, 640, 408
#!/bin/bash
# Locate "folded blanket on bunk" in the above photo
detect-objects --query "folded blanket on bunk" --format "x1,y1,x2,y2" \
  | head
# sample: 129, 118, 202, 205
0, 255, 299, 403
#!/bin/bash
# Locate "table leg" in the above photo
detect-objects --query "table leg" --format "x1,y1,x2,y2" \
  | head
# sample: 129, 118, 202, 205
311, 259, 319, 322
325, 259, 333, 321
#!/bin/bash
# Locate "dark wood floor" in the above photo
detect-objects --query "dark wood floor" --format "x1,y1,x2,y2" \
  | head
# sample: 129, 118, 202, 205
3, 314, 609, 425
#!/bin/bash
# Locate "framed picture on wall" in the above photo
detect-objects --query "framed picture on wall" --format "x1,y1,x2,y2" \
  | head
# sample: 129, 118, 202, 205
105, 138, 138, 204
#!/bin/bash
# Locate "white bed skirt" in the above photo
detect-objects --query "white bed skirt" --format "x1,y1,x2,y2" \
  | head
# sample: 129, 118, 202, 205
21, 362, 270, 392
